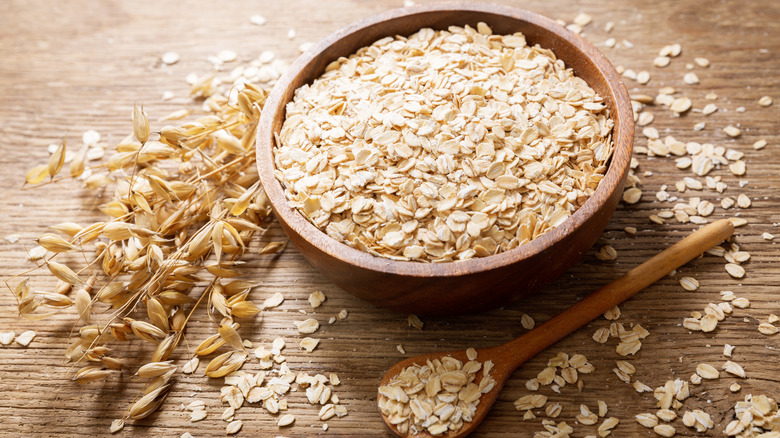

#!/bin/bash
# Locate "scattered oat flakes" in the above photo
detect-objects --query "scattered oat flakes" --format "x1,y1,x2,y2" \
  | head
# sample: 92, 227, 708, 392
702, 103, 718, 115
573, 12, 592, 27
517, 395, 549, 412
0, 331, 14, 346
753, 139, 768, 150
597, 417, 619, 436
730, 383, 741, 392
396, 344, 405, 355
182, 357, 199, 374
729, 217, 748, 227
696, 363, 719, 380
546, 402, 562, 418
657, 409, 677, 422
723, 126, 742, 137
659, 43, 682, 57
592, 327, 609, 344
723, 360, 746, 378
263, 292, 285, 309
190, 409, 207, 422
576, 404, 598, 425
638, 112, 655, 126
294, 318, 319, 334
683, 72, 699, 84
27, 245, 47, 261
762, 232, 774, 240
670, 97, 692, 113
337, 309, 348, 320
690, 410, 714, 432
15, 330, 35, 346
758, 322, 779, 335
407, 314, 424, 330
161, 51, 180, 65
226, 419, 243, 434
300, 337, 320, 352
643, 127, 659, 139
308, 290, 326, 308
595, 245, 617, 261
633, 380, 652, 393
622, 187, 642, 204
603, 306, 621, 321
700, 314, 718, 332
636, 413, 658, 428
758, 96, 773, 106
521, 313, 535, 330
679, 277, 699, 291
4, 234, 20, 243
218, 50, 237, 63
250, 15, 267, 26
653, 56, 671, 67
725, 263, 745, 278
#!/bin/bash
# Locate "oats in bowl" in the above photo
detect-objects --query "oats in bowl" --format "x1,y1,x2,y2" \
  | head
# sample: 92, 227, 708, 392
275, 23, 613, 262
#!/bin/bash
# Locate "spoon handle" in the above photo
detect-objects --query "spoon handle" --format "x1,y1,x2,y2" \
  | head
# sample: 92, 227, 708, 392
492, 219, 735, 370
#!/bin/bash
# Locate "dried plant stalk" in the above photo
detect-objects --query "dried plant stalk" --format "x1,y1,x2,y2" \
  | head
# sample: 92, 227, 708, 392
8, 78, 274, 424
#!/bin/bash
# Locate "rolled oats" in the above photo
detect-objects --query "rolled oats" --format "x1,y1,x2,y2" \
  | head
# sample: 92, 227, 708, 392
378, 353, 496, 436
276, 24, 614, 262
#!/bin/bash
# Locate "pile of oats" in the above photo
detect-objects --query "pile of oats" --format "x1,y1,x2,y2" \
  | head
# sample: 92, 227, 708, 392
276, 23, 614, 262
725, 394, 780, 437
377, 348, 497, 436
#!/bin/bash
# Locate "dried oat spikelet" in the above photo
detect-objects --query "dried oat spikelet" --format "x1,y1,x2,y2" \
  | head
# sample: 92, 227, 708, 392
70, 144, 88, 177
48, 140, 66, 178
37, 233, 78, 253
218, 323, 245, 351
205, 350, 247, 378
133, 103, 150, 144
12, 72, 271, 422
74, 365, 115, 384
136, 361, 177, 378
25, 164, 49, 185
128, 382, 173, 420
46, 261, 83, 286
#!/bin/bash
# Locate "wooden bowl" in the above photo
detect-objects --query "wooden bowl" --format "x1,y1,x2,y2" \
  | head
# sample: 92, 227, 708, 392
256, 3, 634, 316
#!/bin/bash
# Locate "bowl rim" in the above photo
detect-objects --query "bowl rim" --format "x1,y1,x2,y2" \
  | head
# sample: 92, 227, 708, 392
256, 2, 634, 278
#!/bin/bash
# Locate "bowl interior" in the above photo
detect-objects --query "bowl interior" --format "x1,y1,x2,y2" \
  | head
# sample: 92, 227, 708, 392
257, 4, 634, 278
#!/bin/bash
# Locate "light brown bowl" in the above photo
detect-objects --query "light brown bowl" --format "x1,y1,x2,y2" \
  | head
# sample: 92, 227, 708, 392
256, 3, 634, 316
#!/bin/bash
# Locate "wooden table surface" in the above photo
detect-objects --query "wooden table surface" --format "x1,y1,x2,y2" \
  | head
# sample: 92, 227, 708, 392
1, 0, 778, 436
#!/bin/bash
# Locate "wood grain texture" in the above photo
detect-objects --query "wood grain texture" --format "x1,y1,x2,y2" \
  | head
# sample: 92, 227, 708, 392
0, 0, 778, 437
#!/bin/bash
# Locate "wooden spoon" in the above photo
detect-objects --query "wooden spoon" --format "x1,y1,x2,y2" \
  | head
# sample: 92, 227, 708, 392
379, 219, 735, 438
